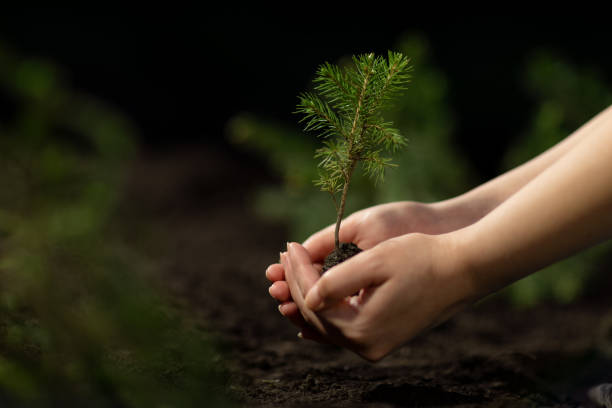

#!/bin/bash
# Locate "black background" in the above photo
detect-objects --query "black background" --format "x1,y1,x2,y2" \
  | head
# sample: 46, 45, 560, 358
2, 10, 611, 179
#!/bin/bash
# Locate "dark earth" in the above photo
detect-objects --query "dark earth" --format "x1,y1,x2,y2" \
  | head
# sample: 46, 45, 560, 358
323, 242, 363, 274
125, 145, 612, 407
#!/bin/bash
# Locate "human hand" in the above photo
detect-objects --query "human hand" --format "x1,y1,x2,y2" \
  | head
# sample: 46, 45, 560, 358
266, 201, 428, 333
266, 201, 467, 330
282, 235, 474, 361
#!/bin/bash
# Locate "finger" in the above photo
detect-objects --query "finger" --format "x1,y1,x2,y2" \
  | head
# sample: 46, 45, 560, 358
279, 301, 306, 327
287, 242, 322, 296
268, 259, 320, 282
281, 252, 304, 305
279, 302, 330, 345
277, 302, 338, 345
278, 301, 298, 318
298, 327, 331, 344
266, 262, 285, 282
302, 224, 336, 263
303, 219, 359, 263
277, 299, 330, 344
305, 249, 386, 311
268, 281, 291, 302
282, 249, 329, 336
277, 303, 329, 345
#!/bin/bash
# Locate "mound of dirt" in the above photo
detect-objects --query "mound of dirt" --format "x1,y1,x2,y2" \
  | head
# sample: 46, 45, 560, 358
322, 242, 363, 273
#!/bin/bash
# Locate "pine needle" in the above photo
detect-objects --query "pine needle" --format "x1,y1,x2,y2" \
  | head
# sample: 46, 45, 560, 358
296, 51, 412, 249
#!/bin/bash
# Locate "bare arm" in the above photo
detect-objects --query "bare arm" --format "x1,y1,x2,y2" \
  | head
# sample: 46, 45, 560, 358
451, 106, 612, 296
282, 105, 612, 361
431, 105, 612, 231
268, 106, 612, 337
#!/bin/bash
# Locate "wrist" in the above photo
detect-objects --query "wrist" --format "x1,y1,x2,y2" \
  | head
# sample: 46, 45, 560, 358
391, 200, 477, 235
433, 230, 483, 307
440, 220, 519, 303
424, 196, 488, 234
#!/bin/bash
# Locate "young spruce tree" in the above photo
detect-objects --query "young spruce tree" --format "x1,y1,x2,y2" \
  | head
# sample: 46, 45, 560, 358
297, 52, 412, 272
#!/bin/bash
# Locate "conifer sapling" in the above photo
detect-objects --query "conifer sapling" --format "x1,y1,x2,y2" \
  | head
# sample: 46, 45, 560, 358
297, 51, 412, 273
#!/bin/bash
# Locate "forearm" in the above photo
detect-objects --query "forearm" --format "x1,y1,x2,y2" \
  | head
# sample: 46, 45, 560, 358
434, 105, 612, 229
452, 109, 612, 296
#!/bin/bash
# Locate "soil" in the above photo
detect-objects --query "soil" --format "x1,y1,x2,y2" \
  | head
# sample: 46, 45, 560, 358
322, 242, 363, 273
124, 144, 612, 408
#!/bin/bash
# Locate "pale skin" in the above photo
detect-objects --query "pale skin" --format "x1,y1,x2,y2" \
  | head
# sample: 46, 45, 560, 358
266, 105, 612, 362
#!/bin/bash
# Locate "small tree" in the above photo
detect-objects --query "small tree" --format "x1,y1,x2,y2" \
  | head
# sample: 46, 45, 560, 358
297, 52, 412, 266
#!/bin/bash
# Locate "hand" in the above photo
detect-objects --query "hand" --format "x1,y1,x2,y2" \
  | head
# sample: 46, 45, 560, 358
266, 201, 430, 333
282, 234, 474, 361
266, 201, 470, 331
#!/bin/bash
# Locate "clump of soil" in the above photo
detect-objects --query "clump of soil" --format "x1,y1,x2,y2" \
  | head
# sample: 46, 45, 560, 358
322, 242, 362, 274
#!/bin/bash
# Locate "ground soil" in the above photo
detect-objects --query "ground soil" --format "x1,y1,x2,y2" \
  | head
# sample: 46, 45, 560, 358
323, 242, 363, 273
125, 144, 612, 408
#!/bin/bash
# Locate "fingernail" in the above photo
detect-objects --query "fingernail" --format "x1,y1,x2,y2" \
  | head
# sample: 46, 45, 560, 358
297, 332, 303, 339
268, 284, 275, 296
278, 304, 285, 316
286, 242, 291, 252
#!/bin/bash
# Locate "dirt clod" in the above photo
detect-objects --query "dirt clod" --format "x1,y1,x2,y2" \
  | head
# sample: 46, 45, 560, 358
322, 242, 362, 274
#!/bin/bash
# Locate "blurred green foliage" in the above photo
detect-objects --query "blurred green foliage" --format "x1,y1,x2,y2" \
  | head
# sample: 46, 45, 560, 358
0, 43, 229, 406
498, 51, 612, 307
228, 35, 612, 307
228, 34, 476, 241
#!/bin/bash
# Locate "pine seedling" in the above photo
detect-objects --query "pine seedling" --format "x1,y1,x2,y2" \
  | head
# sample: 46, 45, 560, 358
297, 51, 412, 271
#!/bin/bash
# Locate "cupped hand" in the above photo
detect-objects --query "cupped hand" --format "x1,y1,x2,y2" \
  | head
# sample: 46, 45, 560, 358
282, 235, 474, 361
266, 201, 450, 328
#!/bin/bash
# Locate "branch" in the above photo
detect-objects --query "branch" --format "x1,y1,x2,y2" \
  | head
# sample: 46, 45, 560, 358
297, 93, 349, 141
348, 54, 375, 144
314, 62, 355, 113
367, 52, 411, 115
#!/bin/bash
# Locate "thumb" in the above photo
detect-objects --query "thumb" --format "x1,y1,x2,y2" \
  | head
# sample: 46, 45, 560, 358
302, 224, 335, 263
286, 242, 323, 295
305, 248, 385, 311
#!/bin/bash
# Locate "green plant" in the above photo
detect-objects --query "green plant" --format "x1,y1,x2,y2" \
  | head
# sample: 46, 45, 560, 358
296, 52, 412, 252
229, 36, 612, 307
227, 34, 474, 243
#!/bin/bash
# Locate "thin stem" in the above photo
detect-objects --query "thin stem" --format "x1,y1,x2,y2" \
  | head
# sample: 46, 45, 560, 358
329, 191, 339, 213
334, 159, 357, 250
334, 56, 374, 251
348, 55, 372, 142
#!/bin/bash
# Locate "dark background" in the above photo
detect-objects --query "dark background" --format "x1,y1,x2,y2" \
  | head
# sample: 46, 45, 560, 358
2, 10, 611, 179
